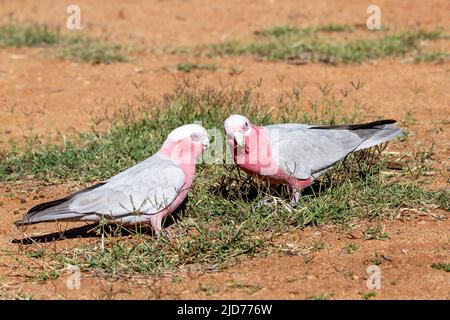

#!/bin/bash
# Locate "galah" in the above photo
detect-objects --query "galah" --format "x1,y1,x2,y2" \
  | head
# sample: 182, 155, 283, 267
15, 124, 210, 234
224, 114, 402, 204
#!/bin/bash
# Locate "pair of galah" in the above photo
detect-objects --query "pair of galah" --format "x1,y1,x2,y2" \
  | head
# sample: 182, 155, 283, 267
16, 115, 402, 234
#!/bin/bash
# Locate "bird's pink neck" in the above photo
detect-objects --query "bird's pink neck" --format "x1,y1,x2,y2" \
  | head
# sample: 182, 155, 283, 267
160, 138, 201, 184
232, 125, 313, 188
233, 125, 276, 176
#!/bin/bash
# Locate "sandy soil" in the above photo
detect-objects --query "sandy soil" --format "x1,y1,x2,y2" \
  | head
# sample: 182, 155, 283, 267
1, 181, 449, 299
0, 0, 449, 299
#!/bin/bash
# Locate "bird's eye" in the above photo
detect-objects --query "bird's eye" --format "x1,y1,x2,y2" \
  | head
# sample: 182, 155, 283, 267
243, 122, 249, 131
191, 133, 201, 142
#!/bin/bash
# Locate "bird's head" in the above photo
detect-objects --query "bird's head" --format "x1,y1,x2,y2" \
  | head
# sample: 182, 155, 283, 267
224, 114, 254, 149
161, 124, 209, 164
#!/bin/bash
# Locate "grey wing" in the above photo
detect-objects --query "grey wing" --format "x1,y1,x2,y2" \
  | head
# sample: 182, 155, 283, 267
265, 124, 312, 130
265, 120, 402, 180
16, 153, 186, 225
266, 126, 363, 179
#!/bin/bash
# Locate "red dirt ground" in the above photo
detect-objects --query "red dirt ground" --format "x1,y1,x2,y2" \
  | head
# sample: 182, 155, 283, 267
0, 0, 449, 299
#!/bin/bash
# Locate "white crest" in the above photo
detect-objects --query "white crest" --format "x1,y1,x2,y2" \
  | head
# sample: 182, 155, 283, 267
224, 114, 251, 133
167, 124, 207, 142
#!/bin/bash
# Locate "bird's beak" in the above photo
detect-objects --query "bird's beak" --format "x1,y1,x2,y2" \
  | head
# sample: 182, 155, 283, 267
202, 137, 210, 149
233, 131, 245, 148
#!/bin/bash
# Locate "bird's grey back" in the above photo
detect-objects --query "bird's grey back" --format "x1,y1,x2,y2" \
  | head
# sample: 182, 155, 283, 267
16, 152, 186, 225
264, 120, 402, 180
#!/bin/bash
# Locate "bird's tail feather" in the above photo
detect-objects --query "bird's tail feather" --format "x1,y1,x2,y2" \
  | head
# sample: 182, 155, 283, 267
15, 182, 105, 226
14, 203, 85, 226
309, 122, 402, 180
355, 123, 403, 151
311, 119, 403, 151
15, 213, 85, 226
15, 195, 85, 226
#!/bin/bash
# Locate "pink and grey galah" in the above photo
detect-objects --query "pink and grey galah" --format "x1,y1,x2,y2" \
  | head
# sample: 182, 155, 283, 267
224, 114, 402, 204
15, 124, 210, 234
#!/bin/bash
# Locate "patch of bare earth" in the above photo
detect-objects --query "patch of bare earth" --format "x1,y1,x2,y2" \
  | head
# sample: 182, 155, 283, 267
0, 182, 449, 299
0, 0, 449, 299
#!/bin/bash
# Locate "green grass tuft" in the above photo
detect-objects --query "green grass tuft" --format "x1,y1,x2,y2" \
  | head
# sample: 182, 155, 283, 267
0, 24, 60, 47
362, 291, 377, 300
200, 26, 448, 64
59, 37, 128, 64
414, 51, 450, 63
0, 23, 128, 64
315, 24, 354, 33
175, 62, 216, 73
363, 224, 390, 241
431, 263, 450, 272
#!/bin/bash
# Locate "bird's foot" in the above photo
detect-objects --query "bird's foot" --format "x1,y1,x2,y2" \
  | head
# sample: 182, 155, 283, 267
254, 196, 276, 209
290, 190, 301, 207
254, 196, 299, 212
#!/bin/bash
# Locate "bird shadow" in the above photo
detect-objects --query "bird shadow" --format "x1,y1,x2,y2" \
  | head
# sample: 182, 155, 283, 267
214, 174, 331, 203
215, 156, 380, 203
11, 223, 101, 244
11, 201, 186, 244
